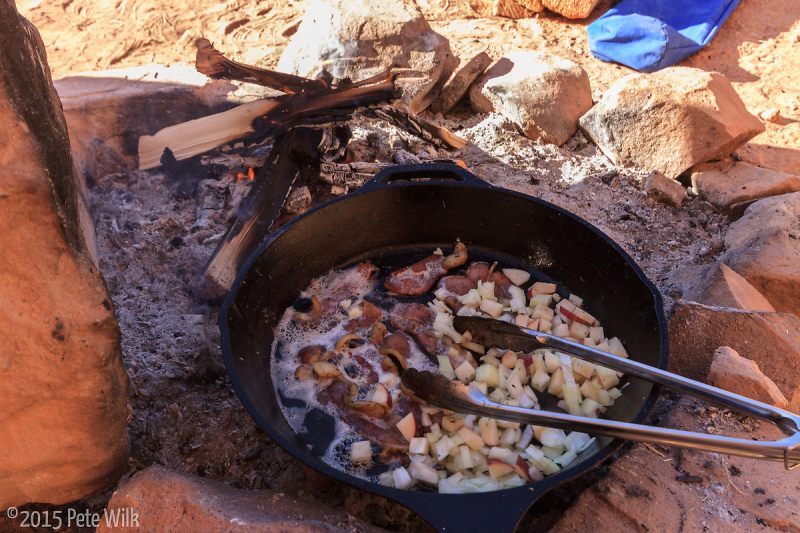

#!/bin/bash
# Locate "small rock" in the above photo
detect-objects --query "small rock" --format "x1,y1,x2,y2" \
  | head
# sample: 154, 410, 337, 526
669, 300, 800, 412
579, 67, 764, 179
542, 0, 601, 18
759, 108, 779, 122
708, 347, 788, 409
493, 0, 540, 18
721, 192, 800, 315
431, 51, 492, 115
277, 0, 457, 114
643, 170, 685, 207
97, 466, 375, 533
670, 262, 775, 312
691, 161, 800, 214
470, 51, 593, 145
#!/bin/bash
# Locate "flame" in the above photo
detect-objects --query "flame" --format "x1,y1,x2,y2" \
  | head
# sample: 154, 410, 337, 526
236, 167, 256, 182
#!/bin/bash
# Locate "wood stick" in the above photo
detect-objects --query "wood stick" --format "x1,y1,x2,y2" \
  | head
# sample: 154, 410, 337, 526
137, 99, 277, 170
195, 38, 326, 94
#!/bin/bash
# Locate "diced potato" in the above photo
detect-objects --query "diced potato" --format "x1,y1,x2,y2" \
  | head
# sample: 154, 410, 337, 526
409, 461, 439, 485
409, 437, 429, 455
437, 355, 456, 380
478, 281, 496, 300
442, 414, 464, 433
531, 282, 556, 295
350, 440, 373, 463
501, 351, 518, 369
596, 366, 620, 389
608, 337, 629, 358
568, 294, 584, 307
475, 364, 499, 387
532, 304, 555, 321
502, 268, 531, 286
454, 360, 476, 383
529, 293, 553, 307
572, 358, 595, 380
392, 466, 414, 489
508, 285, 526, 311
477, 418, 499, 447
589, 326, 605, 343
458, 426, 485, 451
569, 321, 590, 339
582, 398, 602, 417
547, 367, 565, 396
552, 323, 569, 337
459, 288, 481, 307
436, 436, 455, 460
479, 299, 504, 318
543, 351, 561, 373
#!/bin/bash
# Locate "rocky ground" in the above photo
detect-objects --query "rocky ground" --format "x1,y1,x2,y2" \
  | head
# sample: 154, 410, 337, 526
5, 0, 800, 531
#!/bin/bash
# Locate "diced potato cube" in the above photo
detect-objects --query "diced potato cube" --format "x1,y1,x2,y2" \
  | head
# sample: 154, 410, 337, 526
479, 298, 504, 318
532, 304, 555, 321
531, 282, 556, 295
458, 426, 485, 451
502, 268, 531, 286
409, 437, 429, 455
350, 440, 373, 463
475, 364, 499, 387
477, 418, 499, 447
454, 360, 476, 383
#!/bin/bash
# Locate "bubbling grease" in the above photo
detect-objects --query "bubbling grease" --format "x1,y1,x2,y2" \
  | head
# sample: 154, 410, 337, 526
270, 264, 435, 479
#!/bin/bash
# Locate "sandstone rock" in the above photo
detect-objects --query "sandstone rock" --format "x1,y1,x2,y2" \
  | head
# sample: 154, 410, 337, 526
542, 0, 600, 18
552, 396, 800, 531
708, 347, 788, 408
97, 466, 376, 533
431, 51, 492, 115
579, 67, 764, 179
493, 0, 539, 18
277, 0, 457, 114
470, 51, 592, 145
691, 161, 800, 214
0, 2, 129, 508
469, 58, 513, 113
643, 170, 685, 207
669, 301, 800, 412
721, 192, 800, 315
671, 262, 775, 312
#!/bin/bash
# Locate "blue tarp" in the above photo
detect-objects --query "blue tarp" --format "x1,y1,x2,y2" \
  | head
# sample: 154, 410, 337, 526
587, 0, 741, 72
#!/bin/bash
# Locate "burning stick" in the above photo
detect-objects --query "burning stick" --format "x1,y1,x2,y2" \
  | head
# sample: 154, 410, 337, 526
138, 39, 466, 298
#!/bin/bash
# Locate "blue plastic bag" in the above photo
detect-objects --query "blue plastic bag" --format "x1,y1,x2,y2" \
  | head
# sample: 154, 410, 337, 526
587, 0, 741, 72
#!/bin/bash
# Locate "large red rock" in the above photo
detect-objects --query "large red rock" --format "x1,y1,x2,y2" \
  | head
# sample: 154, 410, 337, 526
691, 161, 800, 214
552, 396, 800, 531
542, 0, 600, 18
579, 67, 764, 179
708, 347, 788, 409
671, 262, 776, 312
470, 51, 592, 145
669, 301, 800, 412
0, 2, 129, 508
277, 0, 457, 114
721, 192, 800, 316
97, 466, 379, 533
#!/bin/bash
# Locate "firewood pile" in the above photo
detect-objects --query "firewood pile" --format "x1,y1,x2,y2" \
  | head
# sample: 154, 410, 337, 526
138, 39, 466, 299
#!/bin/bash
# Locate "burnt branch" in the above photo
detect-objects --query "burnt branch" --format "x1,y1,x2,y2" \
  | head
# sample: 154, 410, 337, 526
195, 38, 327, 95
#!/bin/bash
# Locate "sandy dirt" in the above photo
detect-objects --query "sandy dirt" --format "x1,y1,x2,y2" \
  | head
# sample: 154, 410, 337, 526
9, 0, 800, 531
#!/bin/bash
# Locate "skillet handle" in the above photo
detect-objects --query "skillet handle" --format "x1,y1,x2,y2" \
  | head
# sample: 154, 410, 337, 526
361, 162, 492, 191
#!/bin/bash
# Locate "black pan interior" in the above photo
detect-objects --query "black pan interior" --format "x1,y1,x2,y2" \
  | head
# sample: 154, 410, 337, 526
220, 171, 667, 532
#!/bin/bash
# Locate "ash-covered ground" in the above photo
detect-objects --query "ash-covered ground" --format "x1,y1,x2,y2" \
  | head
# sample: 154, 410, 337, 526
89, 113, 730, 531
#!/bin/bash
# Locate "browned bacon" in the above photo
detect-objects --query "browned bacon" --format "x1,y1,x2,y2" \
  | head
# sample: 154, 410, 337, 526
384, 242, 468, 296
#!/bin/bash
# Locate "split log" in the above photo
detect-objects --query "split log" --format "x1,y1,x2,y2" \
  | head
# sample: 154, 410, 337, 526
198, 128, 326, 299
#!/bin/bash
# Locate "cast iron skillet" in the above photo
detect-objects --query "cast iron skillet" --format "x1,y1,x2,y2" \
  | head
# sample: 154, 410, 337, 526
219, 163, 668, 532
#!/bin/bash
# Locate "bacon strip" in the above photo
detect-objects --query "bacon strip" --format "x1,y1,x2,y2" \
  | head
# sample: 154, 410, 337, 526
384, 242, 468, 296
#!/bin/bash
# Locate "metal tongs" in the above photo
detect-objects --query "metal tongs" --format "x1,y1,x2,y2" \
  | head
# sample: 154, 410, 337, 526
401, 316, 800, 469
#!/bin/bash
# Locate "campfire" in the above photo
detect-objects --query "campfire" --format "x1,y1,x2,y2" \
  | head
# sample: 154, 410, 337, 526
2, 0, 800, 531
